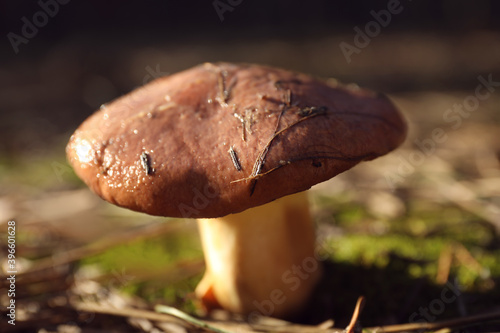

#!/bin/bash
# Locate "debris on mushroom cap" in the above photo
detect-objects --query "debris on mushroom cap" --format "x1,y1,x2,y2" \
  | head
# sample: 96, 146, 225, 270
66, 62, 407, 218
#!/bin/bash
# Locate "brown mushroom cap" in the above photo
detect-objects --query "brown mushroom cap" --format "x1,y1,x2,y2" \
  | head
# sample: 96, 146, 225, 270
66, 62, 407, 218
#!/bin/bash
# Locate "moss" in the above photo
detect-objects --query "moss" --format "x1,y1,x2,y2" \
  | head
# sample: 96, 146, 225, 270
0, 151, 82, 190
306, 189, 500, 326
82, 230, 204, 311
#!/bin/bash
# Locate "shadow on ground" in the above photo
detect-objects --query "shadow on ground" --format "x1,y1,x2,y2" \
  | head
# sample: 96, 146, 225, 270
300, 257, 500, 328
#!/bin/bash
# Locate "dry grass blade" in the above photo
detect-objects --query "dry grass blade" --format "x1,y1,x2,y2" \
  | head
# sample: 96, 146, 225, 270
250, 103, 287, 175
436, 242, 486, 285
345, 296, 365, 333
247, 86, 291, 194
217, 70, 229, 106
0, 221, 182, 280
74, 302, 235, 333
364, 309, 500, 333
454, 242, 484, 274
236, 110, 327, 192
251, 109, 327, 177
73, 302, 189, 327
155, 305, 235, 333
248, 316, 337, 333
424, 157, 500, 233
436, 244, 453, 284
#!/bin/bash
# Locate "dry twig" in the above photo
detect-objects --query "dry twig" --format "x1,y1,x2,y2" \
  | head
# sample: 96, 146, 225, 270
364, 309, 500, 332
345, 296, 365, 333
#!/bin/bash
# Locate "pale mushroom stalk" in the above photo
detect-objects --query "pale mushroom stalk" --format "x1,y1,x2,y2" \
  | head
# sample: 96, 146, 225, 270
195, 191, 321, 317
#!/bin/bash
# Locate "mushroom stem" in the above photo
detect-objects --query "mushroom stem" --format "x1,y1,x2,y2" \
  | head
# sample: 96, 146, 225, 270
195, 191, 322, 318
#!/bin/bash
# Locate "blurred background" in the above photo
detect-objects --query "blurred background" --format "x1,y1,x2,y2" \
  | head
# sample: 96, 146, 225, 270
1, 0, 500, 331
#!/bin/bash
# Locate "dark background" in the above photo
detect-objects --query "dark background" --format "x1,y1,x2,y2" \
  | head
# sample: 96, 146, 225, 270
1, 0, 499, 37
1, 0, 500, 156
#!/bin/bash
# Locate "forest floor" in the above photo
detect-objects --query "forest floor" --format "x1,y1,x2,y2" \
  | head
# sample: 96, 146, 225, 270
1, 31, 500, 332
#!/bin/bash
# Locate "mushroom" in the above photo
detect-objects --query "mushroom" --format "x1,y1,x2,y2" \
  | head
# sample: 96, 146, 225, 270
66, 62, 407, 318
